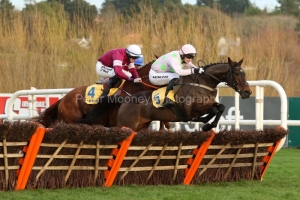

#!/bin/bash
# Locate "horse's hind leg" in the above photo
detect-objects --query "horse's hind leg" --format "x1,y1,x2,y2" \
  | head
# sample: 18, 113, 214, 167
202, 103, 225, 132
117, 104, 141, 130
159, 121, 172, 132
163, 122, 173, 132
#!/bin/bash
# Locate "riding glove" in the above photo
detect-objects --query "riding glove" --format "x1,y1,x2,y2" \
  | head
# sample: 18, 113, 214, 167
193, 68, 204, 74
133, 78, 142, 83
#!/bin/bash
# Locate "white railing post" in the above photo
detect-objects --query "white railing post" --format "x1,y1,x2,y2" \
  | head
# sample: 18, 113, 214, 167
255, 86, 264, 130
235, 92, 240, 130
155, 121, 160, 131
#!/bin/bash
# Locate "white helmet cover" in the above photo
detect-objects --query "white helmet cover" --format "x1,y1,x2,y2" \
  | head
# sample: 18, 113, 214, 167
179, 44, 197, 55
126, 44, 142, 57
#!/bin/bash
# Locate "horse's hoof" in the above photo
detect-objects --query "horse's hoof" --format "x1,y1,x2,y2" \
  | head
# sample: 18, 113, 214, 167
202, 124, 212, 132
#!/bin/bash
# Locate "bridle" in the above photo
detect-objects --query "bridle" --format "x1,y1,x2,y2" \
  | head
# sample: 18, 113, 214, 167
225, 65, 249, 93
199, 64, 248, 93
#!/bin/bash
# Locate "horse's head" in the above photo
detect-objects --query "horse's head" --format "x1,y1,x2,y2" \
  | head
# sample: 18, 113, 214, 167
227, 57, 252, 99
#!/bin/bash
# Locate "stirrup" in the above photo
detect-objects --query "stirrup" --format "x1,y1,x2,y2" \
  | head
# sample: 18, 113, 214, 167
162, 97, 175, 108
96, 80, 103, 84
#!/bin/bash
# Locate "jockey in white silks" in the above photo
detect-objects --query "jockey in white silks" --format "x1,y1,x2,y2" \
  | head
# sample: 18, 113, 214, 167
149, 44, 204, 107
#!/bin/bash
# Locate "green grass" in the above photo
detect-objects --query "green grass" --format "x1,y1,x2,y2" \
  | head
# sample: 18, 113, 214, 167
1, 148, 299, 200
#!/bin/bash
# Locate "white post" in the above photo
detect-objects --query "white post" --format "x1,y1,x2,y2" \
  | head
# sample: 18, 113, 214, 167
255, 86, 263, 130
45, 94, 50, 109
195, 122, 200, 131
30, 87, 37, 118
155, 121, 160, 131
175, 122, 180, 131
235, 92, 240, 130
215, 89, 220, 131
259, 87, 264, 129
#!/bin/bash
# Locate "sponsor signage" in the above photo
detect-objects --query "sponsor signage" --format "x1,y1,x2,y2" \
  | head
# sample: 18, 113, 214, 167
0, 94, 60, 118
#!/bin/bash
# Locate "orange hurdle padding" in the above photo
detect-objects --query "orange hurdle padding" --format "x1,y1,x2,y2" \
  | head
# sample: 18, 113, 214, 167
259, 126, 286, 180
15, 125, 46, 190
259, 127, 282, 180
183, 131, 215, 185
104, 127, 136, 187
260, 141, 280, 180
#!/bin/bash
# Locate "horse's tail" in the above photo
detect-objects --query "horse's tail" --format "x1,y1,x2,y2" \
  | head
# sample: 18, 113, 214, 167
77, 95, 124, 124
30, 99, 61, 127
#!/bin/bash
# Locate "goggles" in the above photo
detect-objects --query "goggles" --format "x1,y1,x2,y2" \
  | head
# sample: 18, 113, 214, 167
185, 54, 196, 59
130, 56, 140, 60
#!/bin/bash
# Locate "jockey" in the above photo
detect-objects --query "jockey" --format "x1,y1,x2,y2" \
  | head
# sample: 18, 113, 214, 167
95, 44, 143, 97
96, 55, 144, 84
149, 44, 204, 107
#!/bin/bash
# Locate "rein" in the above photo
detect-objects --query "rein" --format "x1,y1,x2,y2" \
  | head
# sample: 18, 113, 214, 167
202, 65, 239, 92
185, 83, 216, 91
141, 81, 158, 89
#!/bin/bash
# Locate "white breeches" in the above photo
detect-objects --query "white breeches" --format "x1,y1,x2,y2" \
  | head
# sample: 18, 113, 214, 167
95, 61, 132, 78
149, 69, 179, 85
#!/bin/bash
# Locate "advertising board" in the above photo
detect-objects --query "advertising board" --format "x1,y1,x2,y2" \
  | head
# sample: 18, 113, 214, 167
0, 94, 60, 119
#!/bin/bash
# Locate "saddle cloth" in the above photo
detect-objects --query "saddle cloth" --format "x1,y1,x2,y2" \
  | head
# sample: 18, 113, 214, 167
152, 87, 176, 108
85, 80, 125, 104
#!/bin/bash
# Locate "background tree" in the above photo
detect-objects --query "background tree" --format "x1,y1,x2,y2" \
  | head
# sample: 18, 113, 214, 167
196, 0, 214, 7
277, 0, 300, 16
63, 0, 97, 24
218, 0, 250, 15
100, 0, 185, 16
244, 3, 267, 16
23, 1, 65, 17
197, 0, 250, 16
0, 0, 14, 21
276, 0, 300, 31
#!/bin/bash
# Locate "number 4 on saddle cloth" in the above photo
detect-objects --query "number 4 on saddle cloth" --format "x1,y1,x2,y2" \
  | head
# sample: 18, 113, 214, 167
152, 87, 176, 108
85, 80, 125, 104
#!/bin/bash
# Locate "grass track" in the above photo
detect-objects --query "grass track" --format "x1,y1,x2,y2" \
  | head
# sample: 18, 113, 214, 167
1, 148, 299, 200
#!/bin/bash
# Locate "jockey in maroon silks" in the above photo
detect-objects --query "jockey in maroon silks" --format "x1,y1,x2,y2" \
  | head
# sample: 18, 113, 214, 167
95, 44, 142, 98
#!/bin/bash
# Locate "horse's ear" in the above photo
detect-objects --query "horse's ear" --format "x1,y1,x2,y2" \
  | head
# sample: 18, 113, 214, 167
238, 58, 244, 65
228, 57, 233, 65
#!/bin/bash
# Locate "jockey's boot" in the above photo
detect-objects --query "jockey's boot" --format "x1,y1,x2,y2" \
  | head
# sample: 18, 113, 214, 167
100, 76, 119, 98
162, 78, 179, 108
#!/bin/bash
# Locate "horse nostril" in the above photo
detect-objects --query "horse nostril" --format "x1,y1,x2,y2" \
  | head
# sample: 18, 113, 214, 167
245, 91, 252, 96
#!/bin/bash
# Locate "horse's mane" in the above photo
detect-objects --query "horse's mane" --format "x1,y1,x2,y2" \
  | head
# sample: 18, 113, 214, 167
137, 54, 159, 75
137, 59, 155, 77
202, 62, 229, 70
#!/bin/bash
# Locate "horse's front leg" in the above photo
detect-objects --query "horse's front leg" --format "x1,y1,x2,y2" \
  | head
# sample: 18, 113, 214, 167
202, 103, 225, 132
195, 108, 217, 124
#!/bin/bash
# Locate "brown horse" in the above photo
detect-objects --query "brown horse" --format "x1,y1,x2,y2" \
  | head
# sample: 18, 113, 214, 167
31, 60, 171, 130
78, 57, 252, 132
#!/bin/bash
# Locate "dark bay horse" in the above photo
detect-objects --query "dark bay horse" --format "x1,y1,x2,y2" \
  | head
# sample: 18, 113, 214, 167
78, 57, 252, 132
31, 60, 171, 130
